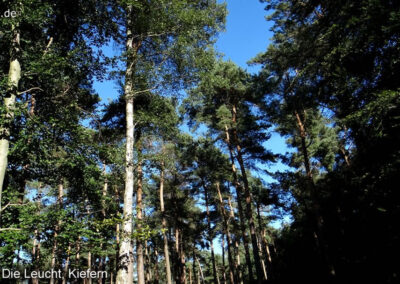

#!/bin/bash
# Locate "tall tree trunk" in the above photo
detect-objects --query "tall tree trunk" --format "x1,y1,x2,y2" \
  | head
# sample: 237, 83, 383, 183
227, 196, 243, 284
62, 243, 71, 284
50, 182, 63, 284
216, 182, 236, 284
195, 256, 205, 284
202, 182, 219, 284
160, 161, 173, 284
192, 250, 198, 284
87, 251, 92, 284
145, 240, 152, 283
154, 246, 160, 284
136, 146, 145, 284
221, 236, 227, 284
179, 232, 186, 284
294, 110, 336, 277
256, 199, 272, 281
32, 184, 42, 284
97, 163, 108, 284
116, 6, 137, 282
230, 105, 264, 283
224, 125, 253, 282
0, 26, 21, 222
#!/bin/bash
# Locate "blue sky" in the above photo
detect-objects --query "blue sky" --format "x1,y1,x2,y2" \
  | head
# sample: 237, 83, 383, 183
93, 0, 290, 178
216, 0, 272, 73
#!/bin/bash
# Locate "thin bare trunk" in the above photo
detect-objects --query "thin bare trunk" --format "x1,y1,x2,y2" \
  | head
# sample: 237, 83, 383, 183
160, 161, 172, 284
87, 251, 92, 284
137, 151, 145, 284
256, 200, 272, 280
62, 243, 71, 284
192, 250, 198, 284
116, 4, 139, 283
221, 237, 227, 284
179, 232, 186, 284
202, 182, 219, 284
228, 198, 243, 284
230, 104, 264, 283
32, 184, 42, 284
50, 183, 63, 284
145, 240, 152, 283
154, 246, 160, 284
224, 125, 253, 282
0, 26, 21, 222
294, 110, 336, 277
196, 256, 205, 284
216, 182, 236, 284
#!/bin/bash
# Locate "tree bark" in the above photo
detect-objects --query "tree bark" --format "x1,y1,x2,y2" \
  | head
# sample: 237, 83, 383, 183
50, 183, 64, 284
231, 105, 264, 283
196, 256, 205, 284
116, 5, 137, 282
256, 199, 272, 280
224, 125, 253, 282
62, 243, 71, 284
160, 161, 173, 284
32, 184, 42, 284
0, 26, 21, 222
294, 109, 336, 277
202, 181, 219, 284
216, 182, 236, 284
136, 147, 145, 284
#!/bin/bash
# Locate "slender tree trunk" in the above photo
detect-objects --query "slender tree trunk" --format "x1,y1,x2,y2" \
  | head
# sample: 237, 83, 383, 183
256, 200, 272, 281
154, 246, 160, 284
189, 264, 193, 284
136, 147, 145, 284
145, 240, 152, 283
116, 6, 137, 281
50, 183, 63, 284
179, 232, 186, 284
192, 250, 198, 284
294, 110, 336, 277
202, 182, 219, 284
227, 197, 244, 284
62, 243, 71, 284
0, 26, 21, 222
175, 228, 181, 283
216, 182, 236, 284
160, 161, 173, 284
97, 163, 108, 284
196, 256, 205, 284
230, 105, 264, 283
221, 236, 227, 284
224, 125, 253, 282
32, 184, 42, 284
87, 251, 92, 284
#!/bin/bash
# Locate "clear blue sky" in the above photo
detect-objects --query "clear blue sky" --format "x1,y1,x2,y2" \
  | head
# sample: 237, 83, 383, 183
216, 0, 272, 73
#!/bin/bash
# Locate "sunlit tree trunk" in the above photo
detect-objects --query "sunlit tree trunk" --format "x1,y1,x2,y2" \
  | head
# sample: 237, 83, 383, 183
32, 184, 42, 284
62, 243, 71, 284
224, 125, 253, 282
116, 5, 137, 282
136, 145, 145, 284
160, 160, 173, 284
50, 183, 63, 284
216, 182, 236, 284
230, 105, 264, 283
202, 181, 219, 284
0, 26, 21, 221
227, 197, 243, 284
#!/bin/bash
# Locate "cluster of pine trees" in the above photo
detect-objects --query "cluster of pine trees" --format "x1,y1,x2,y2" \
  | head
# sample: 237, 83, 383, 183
0, 0, 399, 284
